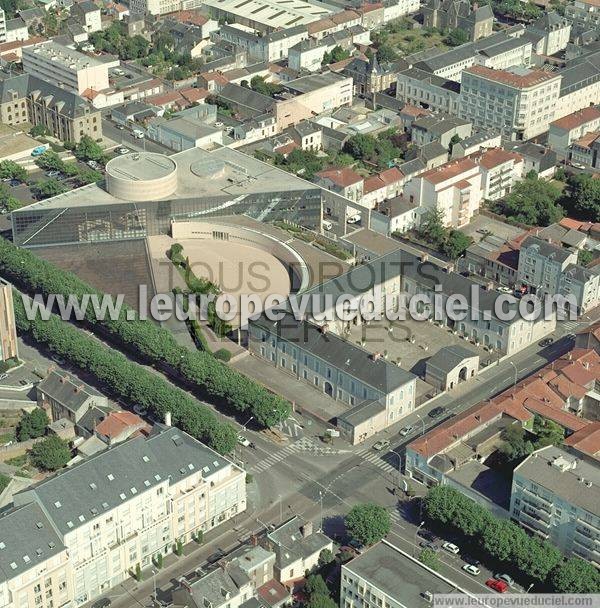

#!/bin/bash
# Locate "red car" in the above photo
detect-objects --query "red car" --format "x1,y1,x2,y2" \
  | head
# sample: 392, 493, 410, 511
486, 579, 508, 593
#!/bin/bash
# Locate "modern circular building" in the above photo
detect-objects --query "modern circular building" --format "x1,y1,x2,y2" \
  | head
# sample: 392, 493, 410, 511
105, 152, 178, 201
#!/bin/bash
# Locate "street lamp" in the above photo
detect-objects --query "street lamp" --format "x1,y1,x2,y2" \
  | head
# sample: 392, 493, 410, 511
413, 521, 425, 557
318, 491, 323, 532
415, 413, 425, 436
509, 361, 518, 386
242, 416, 254, 431
152, 569, 157, 602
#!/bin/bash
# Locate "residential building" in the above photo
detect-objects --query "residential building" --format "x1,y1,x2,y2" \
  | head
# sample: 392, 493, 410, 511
570, 131, 600, 169
0, 502, 72, 608
554, 50, 600, 122
548, 105, 600, 160
411, 114, 472, 148
71, 0, 102, 33
314, 167, 364, 204
421, 0, 493, 41
402, 156, 482, 227
0, 8, 5, 43
461, 232, 522, 286
509, 142, 557, 178
13, 427, 247, 606
262, 517, 333, 584
340, 540, 471, 608
219, 24, 308, 63
37, 369, 109, 424
459, 65, 562, 141
0, 278, 18, 363
450, 129, 502, 158
395, 67, 461, 115
0, 74, 102, 144
22, 41, 109, 95
128, 0, 181, 16
362, 167, 404, 208
517, 235, 600, 313
510, 445, 600, 566
524, 11, 570, 56
565, 0, 600, 44
5, 17, 28, 43
565, 422, 600, 460
470, 147, 523, 200
342, 55, 400, 96
424, 345, 479, 391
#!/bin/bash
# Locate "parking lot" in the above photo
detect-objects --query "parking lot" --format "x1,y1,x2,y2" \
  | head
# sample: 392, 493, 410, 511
459, 214, 524, 243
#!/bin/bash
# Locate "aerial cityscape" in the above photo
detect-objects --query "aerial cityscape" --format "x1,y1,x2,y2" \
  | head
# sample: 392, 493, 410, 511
0, 0, 599, 604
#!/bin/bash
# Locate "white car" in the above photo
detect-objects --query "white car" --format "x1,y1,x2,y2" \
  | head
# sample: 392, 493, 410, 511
237, 435, 251, 447
117, 147, 130, 155
442, 542, 460, 554
87, 160, 100, 169
462, 564, 480, 576
372, 439, 390, 451
399, 425, 414, 437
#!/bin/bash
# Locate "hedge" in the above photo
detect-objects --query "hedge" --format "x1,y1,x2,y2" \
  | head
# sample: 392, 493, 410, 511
0, 237, 290, 427
13, 293, 238, 454
423, 486, 600, 592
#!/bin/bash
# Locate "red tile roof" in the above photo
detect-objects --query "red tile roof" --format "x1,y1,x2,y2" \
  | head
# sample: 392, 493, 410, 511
400, 104, 431, 119
464, 65, 560, 88
168, 9, 209, 25
378, 166, 404, 185
363, 175, 385, 194
274, 141, 300, 155
257, 580, 291, 606
180, 87, 209, 103
0, 36, 45, 55
418, 157, 478, 185
307, 18, 335, 34
315, 167, 363, 187
470, 147, 523, 170
95, 411, 147, 439
550, 106, 600, 131
331, 9, 359, 24
564, 421, 600, 459
574, 131, 600, 149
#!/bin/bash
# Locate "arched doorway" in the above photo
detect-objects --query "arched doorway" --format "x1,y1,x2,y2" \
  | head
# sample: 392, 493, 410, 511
458, 366, 468, 381
324, 381, 333, 397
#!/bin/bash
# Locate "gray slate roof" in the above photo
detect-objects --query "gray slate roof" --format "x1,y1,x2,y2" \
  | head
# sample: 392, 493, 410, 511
520, 235, 574, 263
14, 428, 230, 535
426, 344, 479, 373
0, 502, 65, 584
37, 369, 104, 414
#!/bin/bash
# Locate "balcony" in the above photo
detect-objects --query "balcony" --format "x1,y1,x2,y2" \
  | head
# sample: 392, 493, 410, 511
575, 526, 600, 544
577, 517, 600, 535
522, 486, 552, 508
521, 495, 552, 518
572, 537, 600, 560
518, 510, 550, 538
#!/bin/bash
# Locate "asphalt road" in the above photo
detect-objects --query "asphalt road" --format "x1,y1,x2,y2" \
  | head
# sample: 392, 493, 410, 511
101, 119, 174, 156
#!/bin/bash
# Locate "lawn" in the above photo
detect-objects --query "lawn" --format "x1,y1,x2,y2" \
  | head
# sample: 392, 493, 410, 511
375, 19, 449, 56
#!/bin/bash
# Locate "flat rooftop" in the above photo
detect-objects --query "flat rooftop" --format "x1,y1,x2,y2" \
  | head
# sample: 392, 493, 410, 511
15, 146, 324, 211
106, 152, 176, 181
201, 0, 332, 28
24, 40, 106, 70
343, 540, 464, 604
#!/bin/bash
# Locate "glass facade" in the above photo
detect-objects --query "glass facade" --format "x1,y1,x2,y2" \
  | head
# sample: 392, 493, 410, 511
12, 190, 324, 248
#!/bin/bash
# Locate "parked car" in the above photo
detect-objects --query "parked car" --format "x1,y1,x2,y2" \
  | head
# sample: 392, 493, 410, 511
417, 529, 437, 542
399, 425, 414, 437
115, 124, 125, 130
419, 541, 439, 552
429, 406, 446, 419
133, 129, 145, 139
442, 542, 460, 554
46, 170, 61, 178
463, 555, 481, 566
0, 373, 8, 381
348, 539, 364, 553
117, 147, 130, 155
539, 338, 554, 347
322, 220, 333, 231
346, 213, 361, 224
31, 145, 47, 157
495, 574, 514, 586
237, 435, 251, 447
207, 550, 226, 564
92, 599, 112, 608
486, 579, 508, 593
372, 439, 390, 451
8, 179, 21, 187
133, 405, 148, 416
462, 564, 480, 576
87, 160, 100, 169
51, 355, 65, 365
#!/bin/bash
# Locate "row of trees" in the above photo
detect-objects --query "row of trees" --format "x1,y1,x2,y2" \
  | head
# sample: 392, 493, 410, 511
0, 238, 291, 428
12, 292, 239, 454
89, 22, 150, 60
423, 486, 600, 592
343, 131, 406, 170
416, 208, 474, 259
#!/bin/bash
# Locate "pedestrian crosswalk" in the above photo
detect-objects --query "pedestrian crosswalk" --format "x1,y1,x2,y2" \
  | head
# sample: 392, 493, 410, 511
560, 320, 579, 331
357, 447, 401, 477
389, 511, 403, 526
250, 437, 342, 474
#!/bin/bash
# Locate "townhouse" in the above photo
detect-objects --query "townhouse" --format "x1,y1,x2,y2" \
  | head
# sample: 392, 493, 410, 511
524, 12, 570, 56
314, 167, 364, 205
362, 167, 404, 209
395, 67, 461, 115
411, 114, 472, 149
12, 427, 247, 606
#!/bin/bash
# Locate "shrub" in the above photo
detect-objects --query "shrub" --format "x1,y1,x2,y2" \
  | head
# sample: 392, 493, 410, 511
214, 348, 231, 362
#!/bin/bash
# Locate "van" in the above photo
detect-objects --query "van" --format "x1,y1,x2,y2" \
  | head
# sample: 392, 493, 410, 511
322, 220, 333, 231
133, 130, 145, 139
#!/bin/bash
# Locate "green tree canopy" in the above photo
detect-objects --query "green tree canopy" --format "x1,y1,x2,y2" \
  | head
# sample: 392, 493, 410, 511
444, 28, 469, 46
550, 558, 600, 593
0, 160, 27, 182
442, 230, 473, 259
32, 179, 68, 200
74, 135, 105, 162
563, 173, 600, 222
345, 503, 391, 545
419, 548, 439, 570
35, 151, 65, 172
16, 408, 49, 442
30, 436, 71, 471
376, 43, 397, 63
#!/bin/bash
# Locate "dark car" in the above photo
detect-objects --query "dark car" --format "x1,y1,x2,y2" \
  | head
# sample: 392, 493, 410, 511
207, 550, 226, 564
92, 599, 111, 608
419, 541, 439, 552
463, 555, 481, 566
539, 338, 554, 347
417, 529, 437, 542
429, 406, 446, 419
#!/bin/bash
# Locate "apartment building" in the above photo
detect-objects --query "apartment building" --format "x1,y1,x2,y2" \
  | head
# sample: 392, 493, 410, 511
471, 147, 523, 200
459, 65, 562, 141
565, 0, 600, 43
71, 0, 101, 33
129, 0, 180, 16
340, 540, 468, 608
411, 114, 472, 148
13, 427, 247, 606
525, 12, 570, 56
395, 67, 461, 115
314, 167, 364, 204
517, 235, 600, 314
548, 106, 600, 160
0, 278, 18, 363
402, 157, 482, 227
5, 17, 28, 43
23, 41, 109, 95
511, 446, 600, 567
451, 130, 502, 158
0, 502, 73, 608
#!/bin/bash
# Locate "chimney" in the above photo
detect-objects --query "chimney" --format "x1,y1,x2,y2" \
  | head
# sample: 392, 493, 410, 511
165, 411, 172, 427
301, 521, 313, 537
74, 384, 84, 393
